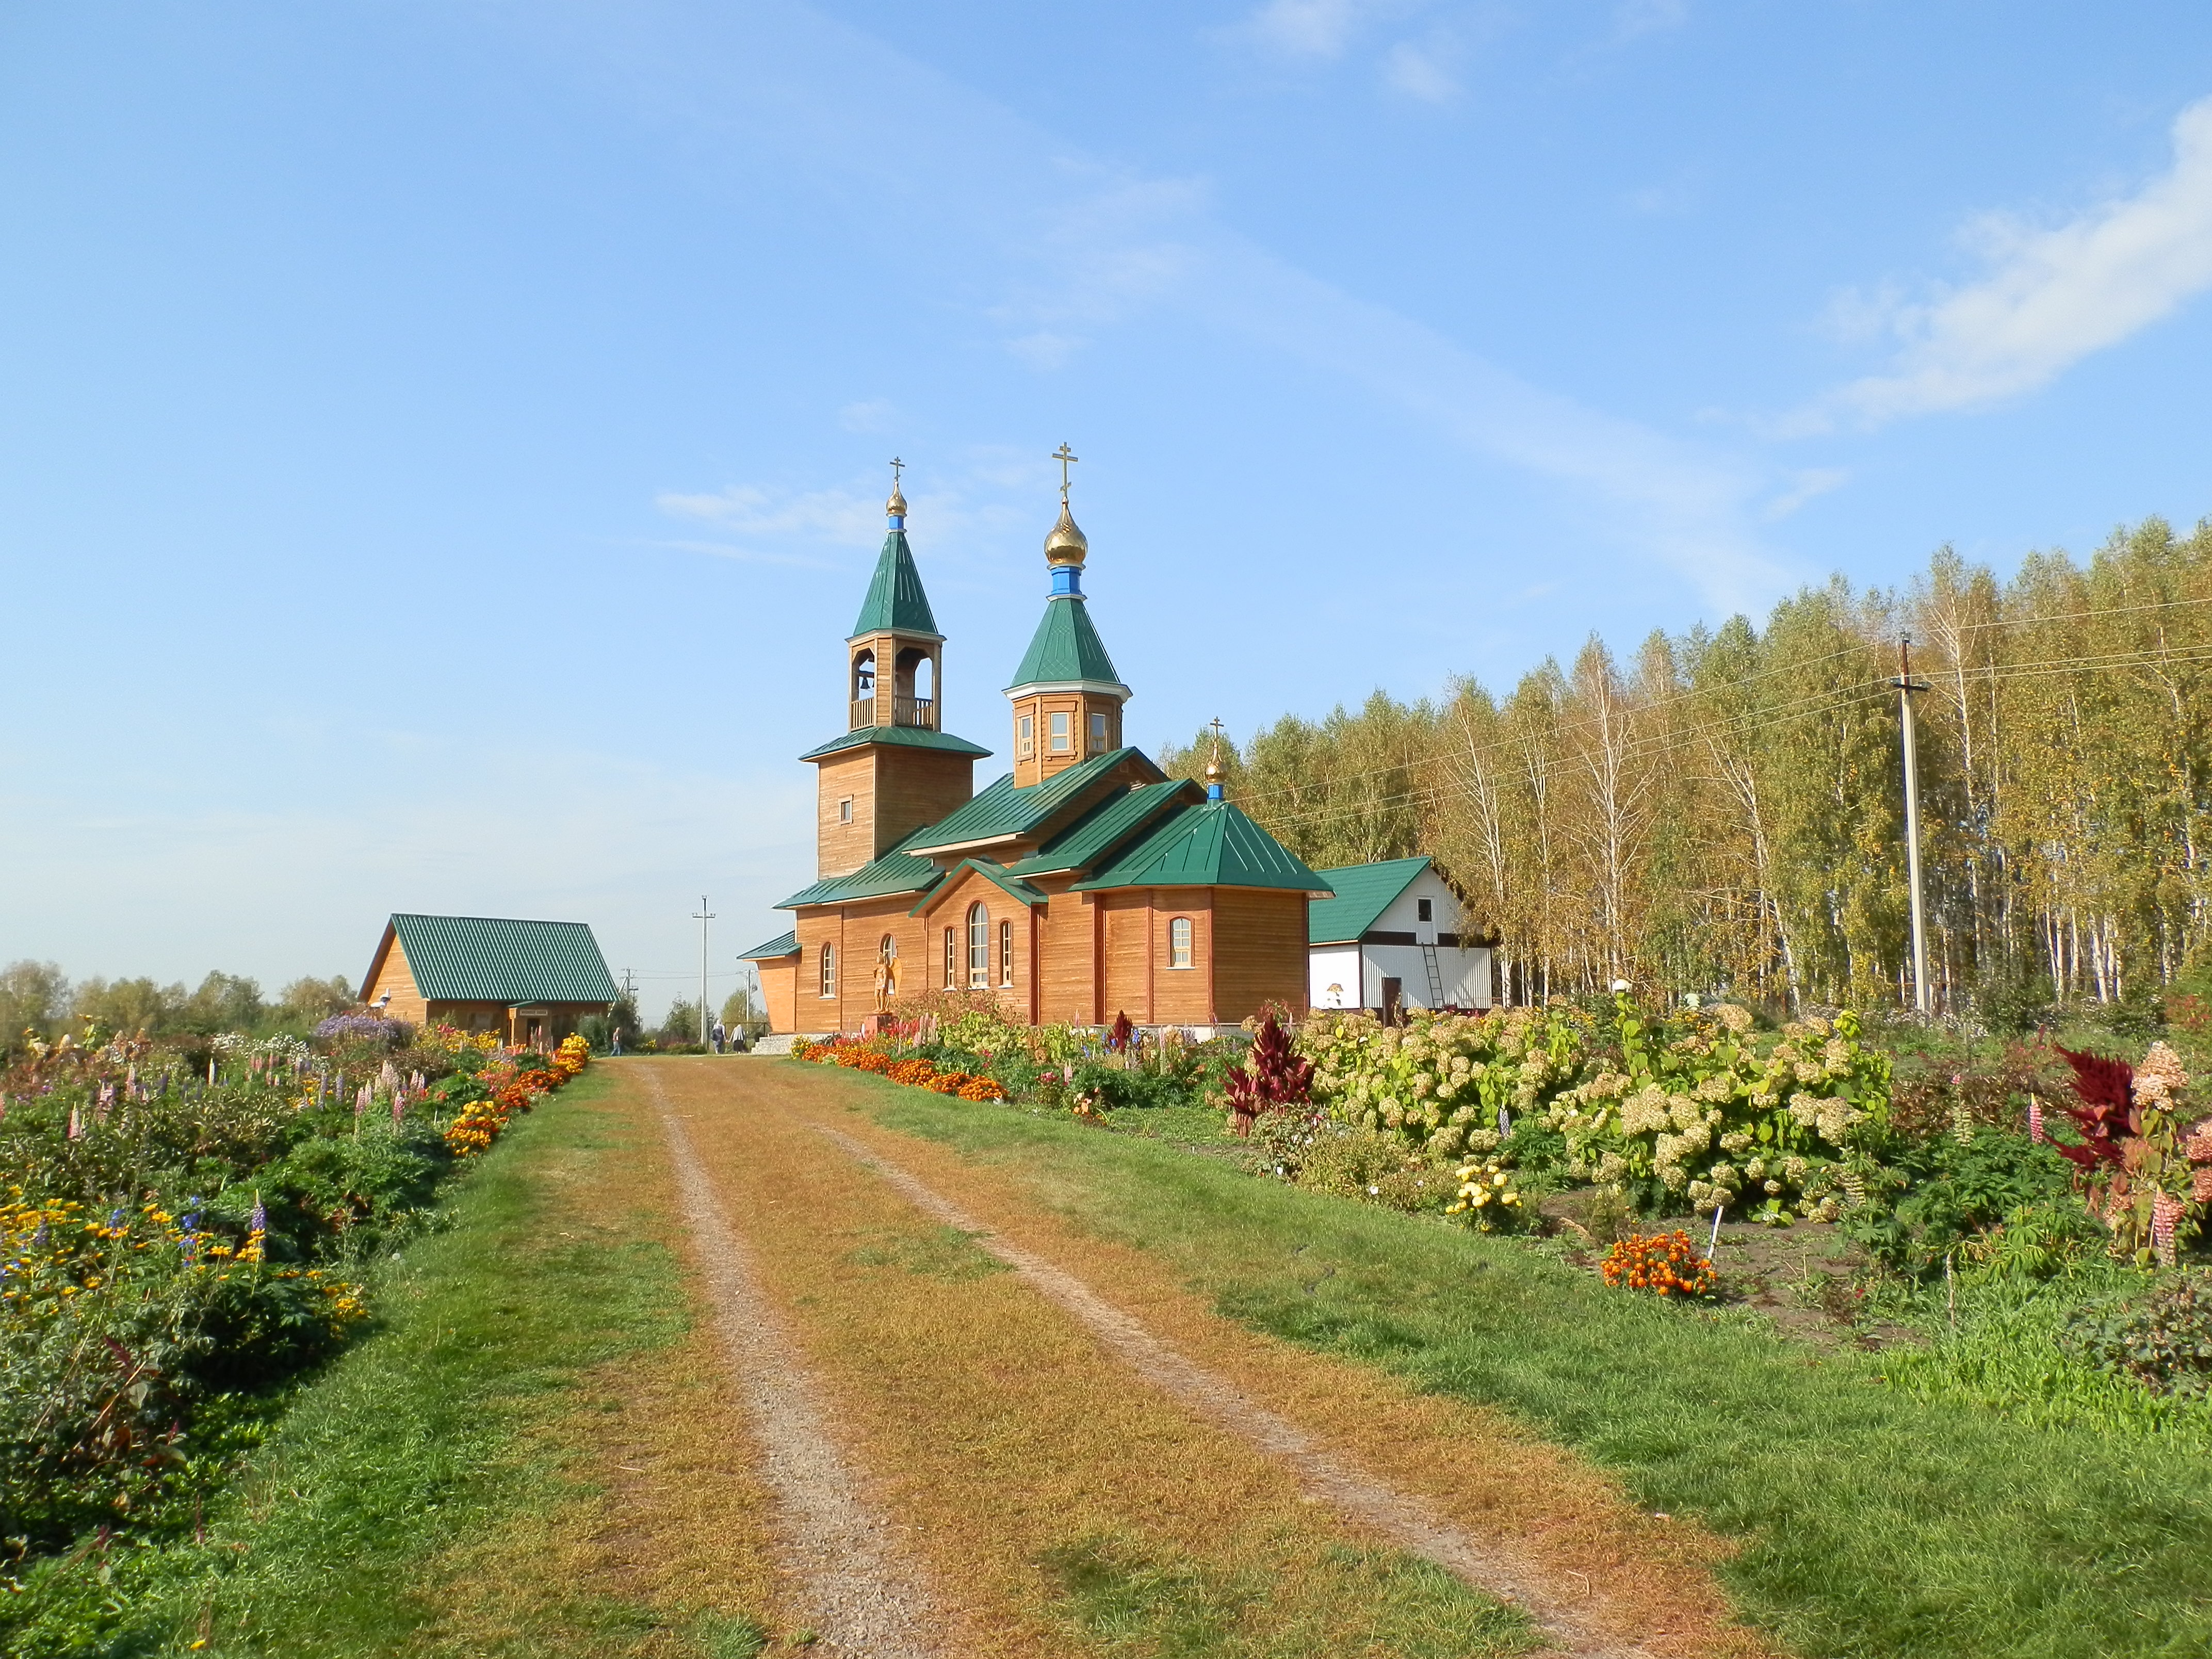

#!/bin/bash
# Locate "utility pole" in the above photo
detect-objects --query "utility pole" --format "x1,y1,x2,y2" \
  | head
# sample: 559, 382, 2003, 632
1892, 638, 1932, 1018
692, 897, 715, 1047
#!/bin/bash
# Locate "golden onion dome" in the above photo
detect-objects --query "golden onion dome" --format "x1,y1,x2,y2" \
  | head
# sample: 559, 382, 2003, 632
886, 480, 908, 518
1044, 500, 1088, 566
1203, 759, 1224, 783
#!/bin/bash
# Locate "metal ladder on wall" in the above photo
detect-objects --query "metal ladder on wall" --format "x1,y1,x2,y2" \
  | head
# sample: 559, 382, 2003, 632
1420, 944, 1446, 1007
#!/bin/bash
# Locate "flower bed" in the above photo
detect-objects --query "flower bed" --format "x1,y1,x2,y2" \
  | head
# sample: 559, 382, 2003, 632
0, 1018, 592, 1595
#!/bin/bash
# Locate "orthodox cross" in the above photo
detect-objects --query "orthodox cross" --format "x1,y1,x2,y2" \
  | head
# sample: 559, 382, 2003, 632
1208, 717, 1226, 764
889, 456, 904, 489
1052, 442, 1079, 501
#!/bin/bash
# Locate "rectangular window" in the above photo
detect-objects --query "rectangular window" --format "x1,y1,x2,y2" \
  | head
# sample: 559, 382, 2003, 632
1049, 711, 1071, 752
1168, 916, 1193, 969
999, 918, 1013, 986
944, 928, 957, 987
1416, 898, 1432, 922
1018, 714, 1035, 758
838, 796, 853, 824
819, 944, 836, 999
1089, 711, 1108, 752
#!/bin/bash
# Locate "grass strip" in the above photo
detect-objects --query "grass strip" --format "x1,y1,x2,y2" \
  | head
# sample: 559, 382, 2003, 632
64, 1069, 771, 1659
823, 1067, 2212, 1659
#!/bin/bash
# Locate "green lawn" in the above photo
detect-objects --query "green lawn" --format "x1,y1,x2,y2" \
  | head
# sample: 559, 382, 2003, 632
842, 1073, 2212, 1659
9, 1072, 751, 1659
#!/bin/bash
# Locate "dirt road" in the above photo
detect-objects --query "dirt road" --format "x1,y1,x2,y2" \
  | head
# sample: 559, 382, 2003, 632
609, 1058, 1778, 1659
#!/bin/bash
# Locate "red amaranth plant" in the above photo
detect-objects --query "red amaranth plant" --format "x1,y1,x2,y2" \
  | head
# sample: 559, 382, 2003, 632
1225, 1012, 1314, 1137
2053, 1047, 2138, 1171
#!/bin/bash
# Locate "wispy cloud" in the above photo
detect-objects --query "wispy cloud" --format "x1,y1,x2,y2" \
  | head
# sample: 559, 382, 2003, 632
1763, 467, 1848, 521
1241, 0, 1393, 60
1809, 94, 2212, 429
1383, 37, 1460, 104
838, 398, 896, 433
655, 482, 883, 545
545, 0, 1794, 612
1612, 0, 1688, 42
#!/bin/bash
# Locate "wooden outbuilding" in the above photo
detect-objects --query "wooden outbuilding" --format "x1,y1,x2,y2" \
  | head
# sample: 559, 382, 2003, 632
359, 913, 619, 1049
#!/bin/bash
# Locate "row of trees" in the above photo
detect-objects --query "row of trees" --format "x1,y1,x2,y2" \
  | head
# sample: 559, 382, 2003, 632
0, 962, 358, 1055
1161, 516, 2212, 1016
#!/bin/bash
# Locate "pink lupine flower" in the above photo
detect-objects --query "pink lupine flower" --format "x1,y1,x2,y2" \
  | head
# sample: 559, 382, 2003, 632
2194, 1168, 2212, 1205
2153, 1192, 2185, 1265
67, 1104, 82, 1141
2027, 1097, 2045, 1143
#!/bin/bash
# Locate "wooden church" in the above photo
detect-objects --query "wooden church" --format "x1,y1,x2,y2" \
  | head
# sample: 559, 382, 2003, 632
743, 465, 1333, 1036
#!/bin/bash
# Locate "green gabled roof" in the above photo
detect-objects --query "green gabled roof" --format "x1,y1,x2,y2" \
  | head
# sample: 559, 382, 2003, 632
1006, 596, 1126, 691
776, 836, 946, 910
904, 747, 1164, 855
1307, 856, 1432, 945
384, 915, 617, 1005
910, 859, 1049, 915
850, 529, 940, 638
798, 725, 991, 762
1069, 802, 1334, 894
1005, 778, 1204, 876
738, 930, 799, 960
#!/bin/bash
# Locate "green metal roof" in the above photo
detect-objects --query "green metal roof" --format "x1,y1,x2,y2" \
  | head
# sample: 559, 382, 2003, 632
911, 859, 1049, 915
904, 747, 1163, 855
1069, 802, 1334, 894
798, 725, 991, 763
1006, 596, 1126, 691
738, 930, 800, 959
850, 529, 940, 638
1306, 856, 1432, 945
384, 915, 618, 1005
776, 829, 946, 910
1004, 779, 1203, 876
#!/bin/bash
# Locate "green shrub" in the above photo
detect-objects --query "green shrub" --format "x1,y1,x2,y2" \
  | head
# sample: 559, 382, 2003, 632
2064, 1273, 2212, 1398
1294, 1126, 1453, 1213
1846, 1126, 2081, 1276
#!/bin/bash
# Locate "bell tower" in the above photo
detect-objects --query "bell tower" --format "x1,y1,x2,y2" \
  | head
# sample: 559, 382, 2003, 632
801, 464, 988, 877
1005, 444, 1132, 788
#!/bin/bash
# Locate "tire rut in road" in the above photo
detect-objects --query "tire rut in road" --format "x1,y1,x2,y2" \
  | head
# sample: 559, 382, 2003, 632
642, 1068, 946, 1659
813, 1120, 1674, 1659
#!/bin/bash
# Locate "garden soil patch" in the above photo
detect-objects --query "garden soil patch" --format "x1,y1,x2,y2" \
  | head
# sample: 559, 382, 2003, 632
633, 1058, 1782, 1659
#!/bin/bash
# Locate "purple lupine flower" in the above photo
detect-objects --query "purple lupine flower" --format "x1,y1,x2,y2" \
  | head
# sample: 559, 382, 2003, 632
249, 1195, 267, 1234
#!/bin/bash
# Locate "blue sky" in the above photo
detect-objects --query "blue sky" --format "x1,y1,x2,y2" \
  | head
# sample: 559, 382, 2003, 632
6, 1, 2212, 1019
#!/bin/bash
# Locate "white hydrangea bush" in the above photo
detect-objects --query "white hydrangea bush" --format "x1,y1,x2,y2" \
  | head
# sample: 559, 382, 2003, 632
1543, 996, 1890, 1222
1298, 1007, 1587, 1162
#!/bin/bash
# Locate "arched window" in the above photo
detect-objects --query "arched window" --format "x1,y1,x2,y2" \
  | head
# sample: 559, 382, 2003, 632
850, 649, 876, 729
944, 927, 956, 987
819, 942, 837, 998
1168, 916, 1194, 969
967, 903, 990, 989
999, 918, 1014, 986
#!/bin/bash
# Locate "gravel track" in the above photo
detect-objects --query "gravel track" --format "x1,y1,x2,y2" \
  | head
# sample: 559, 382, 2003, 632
813, 1121, 1659, 1659
641, 1070, 945, 1659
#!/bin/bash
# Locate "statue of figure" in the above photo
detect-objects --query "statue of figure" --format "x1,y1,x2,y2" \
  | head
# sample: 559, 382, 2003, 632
873, 951, 897, 1011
